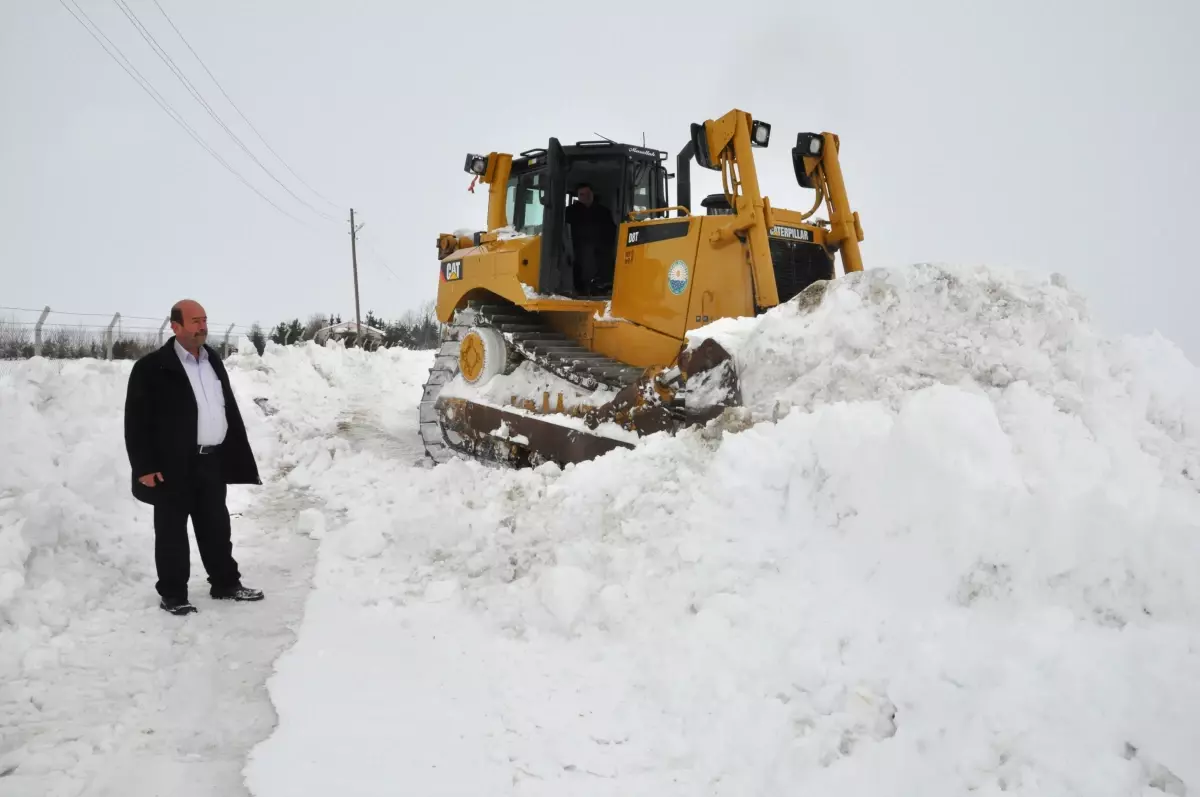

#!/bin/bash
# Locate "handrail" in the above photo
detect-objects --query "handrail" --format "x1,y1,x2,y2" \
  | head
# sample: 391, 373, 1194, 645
626, 206, 690, 221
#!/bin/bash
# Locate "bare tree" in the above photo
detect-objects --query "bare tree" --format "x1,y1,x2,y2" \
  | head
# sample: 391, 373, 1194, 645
303, 312, 327, 341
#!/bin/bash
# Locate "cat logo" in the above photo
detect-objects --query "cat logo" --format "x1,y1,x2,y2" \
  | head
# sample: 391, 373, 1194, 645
627, 230, 640, 245
768, 225, 812, 242
443, 260, 462, 281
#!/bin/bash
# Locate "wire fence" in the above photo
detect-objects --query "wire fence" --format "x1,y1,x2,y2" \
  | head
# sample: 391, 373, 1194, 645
0, 305, 259, 361
0, 304, 442, 361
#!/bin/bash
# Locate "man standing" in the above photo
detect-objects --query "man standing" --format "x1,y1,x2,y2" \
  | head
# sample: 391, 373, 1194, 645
565, 183, 617, 295
124, 299, 264, 615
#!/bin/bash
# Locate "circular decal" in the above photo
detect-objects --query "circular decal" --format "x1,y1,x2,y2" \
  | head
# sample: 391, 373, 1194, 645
667, 260, 689, 295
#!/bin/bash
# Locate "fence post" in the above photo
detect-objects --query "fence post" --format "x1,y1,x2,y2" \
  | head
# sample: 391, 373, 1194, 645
159, 318, 169, 344
34, 306, 50, 357
105, 313, 120, 360
283, 328, 292, 345
223, 323, 235, 357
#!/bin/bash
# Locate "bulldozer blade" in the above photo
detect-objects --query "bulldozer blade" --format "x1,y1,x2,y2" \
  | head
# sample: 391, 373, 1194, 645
435, 395, 634, 468
677, 337, 741, 422
583, 376, 677, 435
582, 338, 743, 435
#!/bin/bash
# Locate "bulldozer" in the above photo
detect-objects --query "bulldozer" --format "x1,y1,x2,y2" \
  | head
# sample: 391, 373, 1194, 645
418, 108, 864, 468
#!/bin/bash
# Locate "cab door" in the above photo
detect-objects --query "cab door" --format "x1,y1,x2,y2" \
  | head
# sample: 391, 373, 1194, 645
537, 137, 569, 295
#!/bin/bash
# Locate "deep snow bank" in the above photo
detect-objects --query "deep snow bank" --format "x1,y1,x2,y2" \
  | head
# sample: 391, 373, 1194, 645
692, 262, 1200, 480
0, 341, 436, 795
0, 355, 271, 645
247, 263, 1200, 796
0, 355, 279, 793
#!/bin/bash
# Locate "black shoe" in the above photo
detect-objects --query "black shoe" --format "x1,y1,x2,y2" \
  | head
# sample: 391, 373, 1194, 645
160, 597, 197, 615
211, 585, 264, 601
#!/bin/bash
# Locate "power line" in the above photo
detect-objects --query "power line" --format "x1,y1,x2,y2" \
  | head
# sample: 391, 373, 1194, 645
149, 0, 341, 212
350, 211, 403, 284
109, 0, 337, 226
55, 0, 312, 228
0, 305, 163, 321
360, 238, 403, 283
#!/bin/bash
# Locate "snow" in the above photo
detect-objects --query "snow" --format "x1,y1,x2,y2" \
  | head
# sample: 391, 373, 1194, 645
441, 358, 619, 412
593, 300, 627, 322
439, 360, 643, 445
491, 224, 533, 241
0, 354, 316, 796
3, 262, 1200, 796
489, 421, 531, 447
519, 281, 573, 301
0, 343, 430, 796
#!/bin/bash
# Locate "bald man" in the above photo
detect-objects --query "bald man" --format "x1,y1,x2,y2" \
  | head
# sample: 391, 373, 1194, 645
124, 299, 263, 616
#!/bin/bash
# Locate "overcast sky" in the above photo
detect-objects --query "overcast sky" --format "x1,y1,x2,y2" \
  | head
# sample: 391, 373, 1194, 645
2, 0, 1197, 359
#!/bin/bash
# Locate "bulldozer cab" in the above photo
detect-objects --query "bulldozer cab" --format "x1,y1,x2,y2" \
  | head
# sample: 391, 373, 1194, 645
505, 139, 670, 296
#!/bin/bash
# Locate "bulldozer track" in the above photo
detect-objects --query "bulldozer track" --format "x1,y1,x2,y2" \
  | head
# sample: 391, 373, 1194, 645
417, 299, 648, 466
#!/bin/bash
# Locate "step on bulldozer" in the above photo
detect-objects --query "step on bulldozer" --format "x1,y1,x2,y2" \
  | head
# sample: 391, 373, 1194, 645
419, 108, 865, 469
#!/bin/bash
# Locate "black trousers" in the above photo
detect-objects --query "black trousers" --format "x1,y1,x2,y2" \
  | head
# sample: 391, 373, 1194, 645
153, 451, 242, 601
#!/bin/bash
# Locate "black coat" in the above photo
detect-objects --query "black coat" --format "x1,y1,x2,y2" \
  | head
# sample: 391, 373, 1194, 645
565, 200, 616, 247
124, 338, 261, 505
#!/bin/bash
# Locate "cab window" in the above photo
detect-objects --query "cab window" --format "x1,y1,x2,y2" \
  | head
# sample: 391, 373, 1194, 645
508, 171, 545, 234
625, 160, 668, 218
630, 164, 652, 214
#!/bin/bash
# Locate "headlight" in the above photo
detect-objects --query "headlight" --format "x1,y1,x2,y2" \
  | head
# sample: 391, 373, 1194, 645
751, 120, 771, 147
796, 133, 823, 157
463, 153, 489, 175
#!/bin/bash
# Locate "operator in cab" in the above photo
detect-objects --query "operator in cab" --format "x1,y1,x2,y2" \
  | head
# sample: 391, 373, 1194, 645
565, 183, 617, 295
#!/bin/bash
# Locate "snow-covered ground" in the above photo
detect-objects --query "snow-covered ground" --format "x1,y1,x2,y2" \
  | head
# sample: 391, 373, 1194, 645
0, 345, 429, 796
3, 262, 1200, 795
0, 355, 313, 796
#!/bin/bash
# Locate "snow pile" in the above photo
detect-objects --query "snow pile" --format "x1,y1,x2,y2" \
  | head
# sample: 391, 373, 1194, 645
0, 340, 436, 794
246, 263, 1200, 795
0, 351, 302, 794
695, 263, 1198, 431
3, 263, 1197, 795
0, 357, 282, 648
0, 359, 136, 629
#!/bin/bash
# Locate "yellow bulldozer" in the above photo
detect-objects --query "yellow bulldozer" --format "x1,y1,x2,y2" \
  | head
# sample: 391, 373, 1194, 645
419, 108, 865, 468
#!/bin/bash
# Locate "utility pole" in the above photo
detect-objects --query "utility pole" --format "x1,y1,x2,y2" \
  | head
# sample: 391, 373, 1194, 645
349, 208, 363, 341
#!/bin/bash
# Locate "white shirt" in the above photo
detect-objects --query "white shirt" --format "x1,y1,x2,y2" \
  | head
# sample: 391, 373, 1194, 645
174, 340, 228, 446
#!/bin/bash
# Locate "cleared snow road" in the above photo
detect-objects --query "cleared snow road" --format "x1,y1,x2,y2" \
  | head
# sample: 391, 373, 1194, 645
10, 488, 316, 797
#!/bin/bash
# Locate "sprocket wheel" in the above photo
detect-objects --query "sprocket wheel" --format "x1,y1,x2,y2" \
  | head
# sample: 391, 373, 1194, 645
458, 325, 508, 386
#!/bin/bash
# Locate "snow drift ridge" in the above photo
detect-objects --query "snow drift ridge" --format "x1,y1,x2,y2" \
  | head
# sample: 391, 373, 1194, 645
245, 262, 1200, 796
695, 262, 1198, 479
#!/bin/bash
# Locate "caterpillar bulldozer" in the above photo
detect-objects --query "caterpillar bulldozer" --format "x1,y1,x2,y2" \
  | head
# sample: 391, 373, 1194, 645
418, 108, 864, 469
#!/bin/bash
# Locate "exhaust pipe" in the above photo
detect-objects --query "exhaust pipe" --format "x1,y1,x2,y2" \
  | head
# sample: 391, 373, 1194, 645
676, 141, 694, 217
